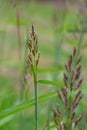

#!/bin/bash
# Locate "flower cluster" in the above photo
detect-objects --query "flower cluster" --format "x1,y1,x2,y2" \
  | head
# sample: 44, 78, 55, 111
27, 25, 40, 71
24, 25, 40, 99
53, 48, 83, 130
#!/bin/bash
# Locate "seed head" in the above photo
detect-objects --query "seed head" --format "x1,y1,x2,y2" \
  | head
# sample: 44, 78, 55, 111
27, 25, 40, 70
53, 48, 83, 129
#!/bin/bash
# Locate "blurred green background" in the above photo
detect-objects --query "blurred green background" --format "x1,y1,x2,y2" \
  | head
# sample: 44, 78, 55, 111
0, 0, 87, 129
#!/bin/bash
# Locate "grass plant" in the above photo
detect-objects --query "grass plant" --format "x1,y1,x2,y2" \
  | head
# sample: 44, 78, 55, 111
27, 25, 40, 130
53, 48, 84, 130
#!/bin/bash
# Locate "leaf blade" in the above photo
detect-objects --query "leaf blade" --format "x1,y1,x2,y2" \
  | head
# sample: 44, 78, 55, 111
38, 80, 63, 86
0, 92, 57, 120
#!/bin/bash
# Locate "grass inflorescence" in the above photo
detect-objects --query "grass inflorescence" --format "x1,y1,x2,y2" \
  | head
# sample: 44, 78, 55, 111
53, 48, 84, 130
27, 25, 40, 130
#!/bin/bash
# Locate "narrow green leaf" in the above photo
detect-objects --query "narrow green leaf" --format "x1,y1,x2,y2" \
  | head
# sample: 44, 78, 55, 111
0, 115, 15, 126
38, 68, 64, 73
0, 92, 57, 120
38, 80, 63, 86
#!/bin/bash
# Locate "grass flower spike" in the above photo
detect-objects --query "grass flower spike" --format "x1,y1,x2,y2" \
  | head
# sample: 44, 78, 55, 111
27, 25, 40, 72
53, 48, 83, 130
27, 25, 40, 130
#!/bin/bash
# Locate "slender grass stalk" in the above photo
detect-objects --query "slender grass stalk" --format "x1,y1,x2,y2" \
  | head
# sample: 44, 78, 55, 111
13, 1, 24, 129
34, 76, 38, 130
15, 0, 22, 61
27, 25, 40, 130
8, 1, 23, 129
32, 66, 38, 130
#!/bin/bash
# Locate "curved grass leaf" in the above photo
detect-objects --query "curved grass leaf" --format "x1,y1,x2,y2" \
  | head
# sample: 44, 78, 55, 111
0, 92, 57, 120
0, 115, 15, 126
38, 67, 64, 73
38, 80, 63, 87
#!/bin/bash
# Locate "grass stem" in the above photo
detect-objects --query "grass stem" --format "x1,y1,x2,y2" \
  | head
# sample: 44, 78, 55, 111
33, 69, 38, 130
35, 82, 38, 130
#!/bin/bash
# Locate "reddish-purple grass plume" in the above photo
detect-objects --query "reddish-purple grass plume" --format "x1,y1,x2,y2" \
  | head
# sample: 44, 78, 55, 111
53, 48, 83, 130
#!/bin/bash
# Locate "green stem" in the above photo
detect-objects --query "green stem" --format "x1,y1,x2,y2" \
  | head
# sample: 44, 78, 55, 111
35, 82, 38, 130
33, 68, 38, 130
67, 72, 72, 129
16, 0, 22, 62
67, 94, 72, 129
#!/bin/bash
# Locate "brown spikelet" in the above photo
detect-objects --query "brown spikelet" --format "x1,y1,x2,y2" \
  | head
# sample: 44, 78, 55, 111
27, 25, 40, 69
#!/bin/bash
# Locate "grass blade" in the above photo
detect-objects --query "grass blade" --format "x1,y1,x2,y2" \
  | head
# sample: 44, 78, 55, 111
0, 115, 15, 126
0, 92, 57, 120
38, 68, 64, 73
38, 80, 63, 86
